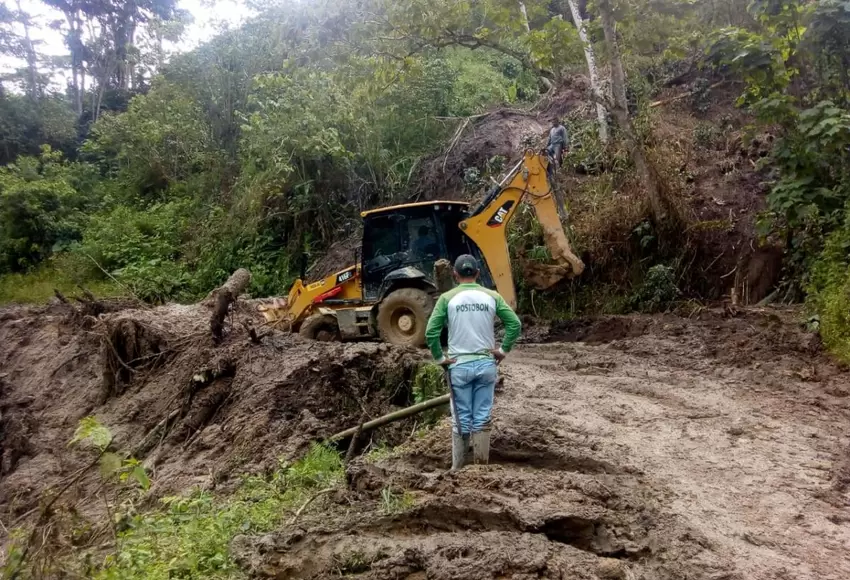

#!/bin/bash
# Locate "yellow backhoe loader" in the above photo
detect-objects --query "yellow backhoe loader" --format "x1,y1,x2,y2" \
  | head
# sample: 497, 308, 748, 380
257, 150, 584, 346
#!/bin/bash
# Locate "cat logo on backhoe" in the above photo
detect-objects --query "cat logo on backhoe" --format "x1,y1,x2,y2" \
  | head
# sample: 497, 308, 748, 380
486, 200, 515, 227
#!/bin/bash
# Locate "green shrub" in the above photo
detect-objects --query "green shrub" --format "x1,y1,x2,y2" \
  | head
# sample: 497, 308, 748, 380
379, 486, 415, 515
76, 201, 194, 303
411, 363, 448, 426
0, 147, 102, 273
693, 122, 720, 148
808, 205, 850, 362
93, 444, 343, 580
629, 264, 679, 313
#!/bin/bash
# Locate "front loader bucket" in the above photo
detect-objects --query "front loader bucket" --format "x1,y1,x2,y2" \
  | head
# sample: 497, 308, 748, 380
257, 297, 294, 330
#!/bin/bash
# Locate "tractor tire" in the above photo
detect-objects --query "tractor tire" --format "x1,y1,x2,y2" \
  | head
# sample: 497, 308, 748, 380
377, 288, 434, 347
299, 313, 340, 342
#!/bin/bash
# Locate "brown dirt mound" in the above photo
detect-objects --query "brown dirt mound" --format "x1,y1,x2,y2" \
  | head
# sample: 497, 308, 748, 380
412, 77, 591, 202
0, 300, 429, 527
306, 232, 360, 281
542, 306, 828, 370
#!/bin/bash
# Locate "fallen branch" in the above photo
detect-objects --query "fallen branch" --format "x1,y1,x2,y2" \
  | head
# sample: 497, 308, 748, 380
328, 394, 450, 442
288, 487, 336, 526
9, 439, 113, 580
79, 250, 140, 302
132, 408, 181, 457
52, 289, 68, 304
344, 412, 367, 465
649, 81, 725, 109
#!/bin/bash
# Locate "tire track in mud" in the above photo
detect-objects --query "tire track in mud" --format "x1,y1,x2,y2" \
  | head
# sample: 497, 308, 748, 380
504, 340, 850, 580
236, 316, 850, 580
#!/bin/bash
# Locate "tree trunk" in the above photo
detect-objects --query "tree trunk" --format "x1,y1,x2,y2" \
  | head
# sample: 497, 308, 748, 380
597, 0, 667, 223
518, 2, 531, 32
15, 0, 39, 100
565, 0, 608, 143
328, 394, 451, 441
210, 269, 252, 343
598, 0, 628, 111
62, 12, 83, 116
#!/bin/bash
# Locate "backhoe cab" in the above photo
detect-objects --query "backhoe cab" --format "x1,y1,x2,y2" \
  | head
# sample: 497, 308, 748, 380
257, 151, 584, 346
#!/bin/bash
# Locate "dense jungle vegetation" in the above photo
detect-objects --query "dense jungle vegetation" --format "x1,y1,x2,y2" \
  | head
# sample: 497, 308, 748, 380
1, 0, 850, 357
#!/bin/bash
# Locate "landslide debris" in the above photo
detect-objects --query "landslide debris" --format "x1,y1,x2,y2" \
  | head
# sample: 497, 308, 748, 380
0, 299, 428, 527
2, 300, 848, 580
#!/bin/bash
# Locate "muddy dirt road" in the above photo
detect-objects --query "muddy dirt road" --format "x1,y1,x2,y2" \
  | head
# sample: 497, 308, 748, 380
1, 302, 849, 578
239, 310, 850, 580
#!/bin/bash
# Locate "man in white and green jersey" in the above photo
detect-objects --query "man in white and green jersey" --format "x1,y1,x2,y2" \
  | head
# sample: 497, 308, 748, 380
425, 254, 521, 469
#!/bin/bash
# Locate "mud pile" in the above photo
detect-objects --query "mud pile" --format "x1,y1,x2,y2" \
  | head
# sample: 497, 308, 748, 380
543, 307, 825, 368
231, 306, 850, 580
412, 78, 590, 202
0, 299, 428, 523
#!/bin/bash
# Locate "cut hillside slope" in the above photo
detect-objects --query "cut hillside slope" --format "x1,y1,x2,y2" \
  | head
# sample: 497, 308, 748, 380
397, 76, 779, 305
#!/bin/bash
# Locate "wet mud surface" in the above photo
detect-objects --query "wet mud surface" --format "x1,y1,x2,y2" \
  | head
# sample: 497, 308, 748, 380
1, 303, 848, 579
236, 308, 850, 579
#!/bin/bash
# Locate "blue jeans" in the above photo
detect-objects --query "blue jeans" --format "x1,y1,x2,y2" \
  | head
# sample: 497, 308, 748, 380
449, 359, 497, 434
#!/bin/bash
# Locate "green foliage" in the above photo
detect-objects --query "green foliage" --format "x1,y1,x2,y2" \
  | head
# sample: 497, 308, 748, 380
70, 416, 114, 451
707, 27, 792, 106
0, 147, 101, 273
629, 264, 679, 312
365, 442, 397, 463
692, 122, 721, 148
82, 81, 221, 201
70, 417, 151, 491
705, 0, 850, 359
379, 486, 415, 515
411, 363, 448, 426
94, 443, 343, 579
0, 93, 78, 165
1, 0, 556, 305
807, 204, 850, 362
76, 201, 194, 303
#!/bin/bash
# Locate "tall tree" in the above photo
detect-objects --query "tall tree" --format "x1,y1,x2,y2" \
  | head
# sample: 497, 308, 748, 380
12, 0, 38, 99
564, 0, 607, 142
598, 0, 669, 223
44, 0, 182, 120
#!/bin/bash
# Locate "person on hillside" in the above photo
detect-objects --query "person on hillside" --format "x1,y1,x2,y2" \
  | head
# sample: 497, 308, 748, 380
547, 119, 569, 172
425, 254, 521, 470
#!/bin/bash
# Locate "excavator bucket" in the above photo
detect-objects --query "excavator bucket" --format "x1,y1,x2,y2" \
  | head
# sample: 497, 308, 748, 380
523, 263, 572, 290
459, 150, 584, 307
523, 197, 585, 290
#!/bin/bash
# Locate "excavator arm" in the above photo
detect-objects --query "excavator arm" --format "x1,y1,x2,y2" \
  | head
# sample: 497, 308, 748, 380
459, 150, 584, 308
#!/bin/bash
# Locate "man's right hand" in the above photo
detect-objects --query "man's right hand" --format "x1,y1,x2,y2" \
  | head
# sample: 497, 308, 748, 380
439, 358, 457, 367
490, 349, 506, 364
